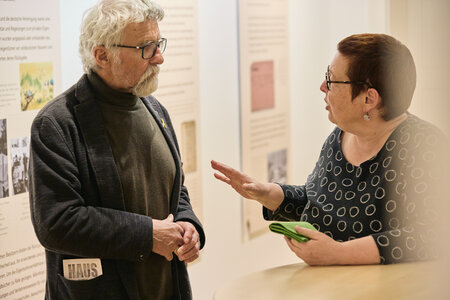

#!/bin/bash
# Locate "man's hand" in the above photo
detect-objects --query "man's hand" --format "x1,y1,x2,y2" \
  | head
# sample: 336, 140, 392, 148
175, 221, 200, 263
152, 214, 184, 261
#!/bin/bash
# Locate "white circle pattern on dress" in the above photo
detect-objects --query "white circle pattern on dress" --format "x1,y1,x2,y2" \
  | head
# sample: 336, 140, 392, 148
336, 207, 346, 217
385, 170, 397, 181
357, 181, 366, 191
392, 247, 403, 260
370, 220, 382, 232
385, 200, 396, 213
317, 194, 326, 204
382, 156, 392, 168
335, 190, 343, 201
326, 161, 333, 172
328, 182, 337, 192
371, 175, 381, 186
334, 166, 342, 176
349, 206, 360, 218
344, 191, 356, 200
335, 150, 343, 161
356, 167, 362, 178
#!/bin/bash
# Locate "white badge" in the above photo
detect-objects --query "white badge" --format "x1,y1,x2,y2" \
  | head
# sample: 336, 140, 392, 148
62, 258, 103, 281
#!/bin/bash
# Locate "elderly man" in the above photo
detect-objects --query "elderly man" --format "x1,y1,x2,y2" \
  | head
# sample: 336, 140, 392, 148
29, 1, 205, 299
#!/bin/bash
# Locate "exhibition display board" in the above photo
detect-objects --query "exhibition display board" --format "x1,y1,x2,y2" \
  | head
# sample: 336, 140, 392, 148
238, 0, 291, 239
155, 0, 203, 222
0, 1, 61, 299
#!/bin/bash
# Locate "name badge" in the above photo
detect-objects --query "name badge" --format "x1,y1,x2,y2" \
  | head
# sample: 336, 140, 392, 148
62, 258, 103, 281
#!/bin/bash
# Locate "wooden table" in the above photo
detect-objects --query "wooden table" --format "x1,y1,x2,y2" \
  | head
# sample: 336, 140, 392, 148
214, 262, 443, 299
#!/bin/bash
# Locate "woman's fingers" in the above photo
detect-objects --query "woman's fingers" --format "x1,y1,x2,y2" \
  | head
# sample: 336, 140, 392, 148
213, 172, 231, 184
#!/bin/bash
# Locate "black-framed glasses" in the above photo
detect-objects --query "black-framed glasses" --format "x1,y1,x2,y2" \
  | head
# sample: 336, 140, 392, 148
325, 65, 372, 90
113, 38, 167, 59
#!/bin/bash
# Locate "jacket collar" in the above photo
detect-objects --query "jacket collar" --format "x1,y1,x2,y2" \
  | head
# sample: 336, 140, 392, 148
74, 74, 125, 210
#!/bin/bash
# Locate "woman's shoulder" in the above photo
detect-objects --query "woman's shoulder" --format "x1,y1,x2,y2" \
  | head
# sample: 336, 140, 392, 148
400, 114, 446, 137
322, 127, 342, 147
388, 113, 448, 161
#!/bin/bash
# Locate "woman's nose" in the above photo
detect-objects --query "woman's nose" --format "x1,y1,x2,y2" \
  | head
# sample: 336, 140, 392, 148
320, 80, 328, 93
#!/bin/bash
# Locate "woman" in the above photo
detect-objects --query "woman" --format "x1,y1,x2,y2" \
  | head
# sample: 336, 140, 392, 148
212, 33, 445, 266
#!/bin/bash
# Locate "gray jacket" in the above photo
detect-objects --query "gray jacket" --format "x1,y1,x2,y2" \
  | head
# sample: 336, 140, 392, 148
29, 74, 205, 300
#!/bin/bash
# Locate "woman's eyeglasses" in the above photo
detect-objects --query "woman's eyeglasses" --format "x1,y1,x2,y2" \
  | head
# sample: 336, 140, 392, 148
325, 65, 373, 90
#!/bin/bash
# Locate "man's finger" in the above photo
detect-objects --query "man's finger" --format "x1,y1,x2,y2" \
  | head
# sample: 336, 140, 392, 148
184, 252, 200, 263
183, 226, 194, 241
178, 242, 200, 262
165, 252, 173, 261
178, 234, 197, 254
165, 214, 174, 222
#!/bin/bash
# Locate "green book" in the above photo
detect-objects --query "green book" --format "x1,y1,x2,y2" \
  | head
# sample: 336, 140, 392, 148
269, 221, 317, 243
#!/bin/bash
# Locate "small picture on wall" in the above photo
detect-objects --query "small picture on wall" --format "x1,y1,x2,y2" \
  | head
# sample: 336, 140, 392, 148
10, 136, 30, 195
250, 60, 275, 112
0, 119, 8, 199
181, 120, 197, 173
20, 62, 54, 111
267, 148, 287, 184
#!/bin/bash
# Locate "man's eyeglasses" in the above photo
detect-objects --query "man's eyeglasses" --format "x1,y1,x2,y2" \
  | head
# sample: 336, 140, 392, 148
113, 38, 167, 59
325, 65, 372, 90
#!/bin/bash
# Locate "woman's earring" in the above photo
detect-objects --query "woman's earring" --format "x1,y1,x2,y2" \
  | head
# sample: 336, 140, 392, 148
364, 112, 370, 121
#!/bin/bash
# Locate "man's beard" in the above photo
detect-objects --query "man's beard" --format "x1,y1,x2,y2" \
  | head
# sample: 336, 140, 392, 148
131, 65, 160, 97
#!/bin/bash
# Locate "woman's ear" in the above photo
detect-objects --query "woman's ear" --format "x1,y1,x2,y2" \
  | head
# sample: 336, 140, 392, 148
365, 88, 380, 109
93, 46, 110, 69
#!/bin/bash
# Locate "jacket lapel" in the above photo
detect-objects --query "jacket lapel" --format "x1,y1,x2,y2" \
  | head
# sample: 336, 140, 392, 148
73, 75, 125, 211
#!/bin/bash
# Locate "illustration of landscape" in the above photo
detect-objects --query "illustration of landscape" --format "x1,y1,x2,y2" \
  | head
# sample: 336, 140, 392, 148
19, 62, 54, 111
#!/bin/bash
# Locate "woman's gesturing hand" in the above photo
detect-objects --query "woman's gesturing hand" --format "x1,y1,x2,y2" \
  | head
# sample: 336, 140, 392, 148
211, 160, 284, 211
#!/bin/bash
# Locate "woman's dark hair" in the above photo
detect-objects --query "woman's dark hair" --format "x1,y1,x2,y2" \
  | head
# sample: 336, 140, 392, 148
338, 33, 416, 120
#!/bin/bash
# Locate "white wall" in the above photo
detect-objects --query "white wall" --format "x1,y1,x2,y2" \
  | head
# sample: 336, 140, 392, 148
58, 1, 449, 299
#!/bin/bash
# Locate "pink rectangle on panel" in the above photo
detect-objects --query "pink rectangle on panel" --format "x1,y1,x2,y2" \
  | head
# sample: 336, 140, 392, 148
251, 61, 275, 112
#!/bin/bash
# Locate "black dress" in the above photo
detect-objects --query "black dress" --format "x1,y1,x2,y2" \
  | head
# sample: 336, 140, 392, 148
264, 114, 446, 264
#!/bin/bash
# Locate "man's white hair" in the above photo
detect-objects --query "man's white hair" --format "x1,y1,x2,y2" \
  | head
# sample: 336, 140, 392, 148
79, 0, 164, 74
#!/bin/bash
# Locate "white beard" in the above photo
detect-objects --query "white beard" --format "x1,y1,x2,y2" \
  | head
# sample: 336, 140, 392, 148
131, 65, 160, 97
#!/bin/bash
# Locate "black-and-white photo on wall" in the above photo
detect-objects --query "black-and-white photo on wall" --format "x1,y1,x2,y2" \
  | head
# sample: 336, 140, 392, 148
10, 136, 30, 195
267, 149, 287, 184
0, 119, 8, 198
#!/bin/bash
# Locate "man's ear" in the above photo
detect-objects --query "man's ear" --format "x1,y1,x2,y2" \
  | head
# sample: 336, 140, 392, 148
365, 88, 380, 110
93, 46, 110, 69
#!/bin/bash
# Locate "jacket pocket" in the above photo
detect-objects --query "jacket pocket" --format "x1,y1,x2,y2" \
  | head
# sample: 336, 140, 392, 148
56, 273, 126, 300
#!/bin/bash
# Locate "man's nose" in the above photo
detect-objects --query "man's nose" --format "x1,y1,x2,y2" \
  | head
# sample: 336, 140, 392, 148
150, 48, 164, 65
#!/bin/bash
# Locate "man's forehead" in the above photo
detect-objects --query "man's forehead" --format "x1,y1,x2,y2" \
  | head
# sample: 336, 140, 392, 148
122, 20, 160, 41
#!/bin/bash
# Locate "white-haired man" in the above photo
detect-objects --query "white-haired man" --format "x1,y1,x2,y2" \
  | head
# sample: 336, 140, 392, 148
29, 1, 204, 299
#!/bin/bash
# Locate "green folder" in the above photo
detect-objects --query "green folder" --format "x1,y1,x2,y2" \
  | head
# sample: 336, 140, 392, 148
269, 221, 317, 243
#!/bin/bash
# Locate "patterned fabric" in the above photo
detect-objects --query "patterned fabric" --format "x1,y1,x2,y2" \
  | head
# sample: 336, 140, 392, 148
264, 114, 445, 264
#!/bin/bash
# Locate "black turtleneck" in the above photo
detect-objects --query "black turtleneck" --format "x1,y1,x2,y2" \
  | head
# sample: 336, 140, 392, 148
87, 72, 175, 300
